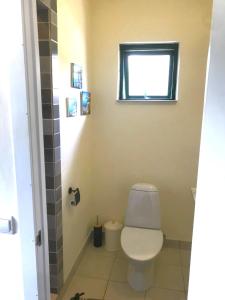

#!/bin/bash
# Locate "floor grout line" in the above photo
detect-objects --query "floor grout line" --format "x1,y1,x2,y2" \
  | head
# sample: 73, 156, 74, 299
103, 252, 118, 300
63, 241, 190, 299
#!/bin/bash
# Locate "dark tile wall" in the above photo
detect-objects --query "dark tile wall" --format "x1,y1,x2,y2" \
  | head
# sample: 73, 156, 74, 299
37, 0, 63, 294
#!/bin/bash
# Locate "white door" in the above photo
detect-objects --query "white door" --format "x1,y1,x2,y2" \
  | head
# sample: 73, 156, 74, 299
188, 0, 225, 299
0, 1, 50, 299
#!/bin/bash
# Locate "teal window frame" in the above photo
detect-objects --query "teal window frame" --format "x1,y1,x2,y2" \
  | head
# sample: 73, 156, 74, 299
119, 43, 179, 101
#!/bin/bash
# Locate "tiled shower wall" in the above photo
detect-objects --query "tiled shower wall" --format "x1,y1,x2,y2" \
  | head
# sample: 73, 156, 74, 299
37, 0, 63, 293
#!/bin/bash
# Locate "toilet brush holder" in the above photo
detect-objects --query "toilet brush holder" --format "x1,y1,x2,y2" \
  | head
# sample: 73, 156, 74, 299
93, 224, 102, 247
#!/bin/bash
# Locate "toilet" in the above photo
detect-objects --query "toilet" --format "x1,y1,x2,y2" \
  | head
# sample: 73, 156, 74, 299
121, 183, 163, 291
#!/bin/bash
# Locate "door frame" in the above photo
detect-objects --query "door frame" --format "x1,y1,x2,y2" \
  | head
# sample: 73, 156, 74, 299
21, 0, 50, 299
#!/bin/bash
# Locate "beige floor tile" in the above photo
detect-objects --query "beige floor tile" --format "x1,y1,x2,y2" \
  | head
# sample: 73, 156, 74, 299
77, 252, 115, 279
110, 258, 128, 282
180, 250, 191, 267
154, 265, 184, 291
156, 248, 181, 266
63, 275, 107, 300
104, 281, 145, 300
145, 287, 186, 300
116, 248, 127, 260
85, 243, 117, 258
182, 267, 190, 291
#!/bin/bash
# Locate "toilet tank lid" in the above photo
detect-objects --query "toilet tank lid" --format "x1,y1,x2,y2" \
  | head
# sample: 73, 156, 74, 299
131, 183, 159, 192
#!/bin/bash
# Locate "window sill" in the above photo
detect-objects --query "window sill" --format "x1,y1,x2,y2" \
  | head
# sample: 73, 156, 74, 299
117, 99, 178, 103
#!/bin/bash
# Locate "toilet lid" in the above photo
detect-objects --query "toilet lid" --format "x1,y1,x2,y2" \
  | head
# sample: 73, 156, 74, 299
121, 226, 163, 261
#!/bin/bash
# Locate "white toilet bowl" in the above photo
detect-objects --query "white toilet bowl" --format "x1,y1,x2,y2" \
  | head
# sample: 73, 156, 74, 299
121, 183, 163, 291
121, 226, 163, 291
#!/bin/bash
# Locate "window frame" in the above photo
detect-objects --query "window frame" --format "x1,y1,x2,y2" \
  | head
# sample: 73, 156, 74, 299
119, 43, 179, 101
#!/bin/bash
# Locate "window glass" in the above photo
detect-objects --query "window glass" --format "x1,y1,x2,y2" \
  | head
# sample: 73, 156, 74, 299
128, 55, 170, 98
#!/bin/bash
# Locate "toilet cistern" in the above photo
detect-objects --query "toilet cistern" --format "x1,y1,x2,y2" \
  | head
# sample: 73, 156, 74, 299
121, 183, 163, 291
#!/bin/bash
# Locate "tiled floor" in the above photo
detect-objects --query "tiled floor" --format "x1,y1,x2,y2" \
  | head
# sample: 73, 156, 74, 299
62, 241, 190, 300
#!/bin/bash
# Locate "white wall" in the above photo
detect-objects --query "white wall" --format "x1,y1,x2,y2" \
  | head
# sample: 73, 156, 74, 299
189, 0, 225, 298
89, 0, 212, 241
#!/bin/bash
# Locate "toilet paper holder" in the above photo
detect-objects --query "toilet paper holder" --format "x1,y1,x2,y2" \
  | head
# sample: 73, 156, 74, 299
68, 187, 80, 206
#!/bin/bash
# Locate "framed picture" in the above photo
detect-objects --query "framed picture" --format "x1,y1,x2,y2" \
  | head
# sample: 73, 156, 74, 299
80, 91, 91, 115
71, 63, 82, 89
66, 97, 77, 117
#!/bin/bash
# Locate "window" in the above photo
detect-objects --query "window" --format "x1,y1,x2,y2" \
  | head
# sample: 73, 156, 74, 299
119, 43, 179, 101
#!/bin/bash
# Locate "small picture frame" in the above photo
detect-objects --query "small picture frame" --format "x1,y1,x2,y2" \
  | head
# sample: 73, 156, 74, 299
71, 63, 82, 89
80, 91, 91, 115
66, 97, 77, 117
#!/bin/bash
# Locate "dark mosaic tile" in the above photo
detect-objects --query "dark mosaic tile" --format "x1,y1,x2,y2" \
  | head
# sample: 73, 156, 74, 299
50, 24, 57, 42
47, 215, 56, 229
48, 223, 62, 240
56, 186, 62, 201
39, 41, 50, 56
44, 149, 54, 162
44, 146, 61, 162
49, 240, 56, 252
53, 105, 59, 119
46, 189, 55, 202
46, 186, 61, 203
46, 176, 54, 189
51, 0, 57, 12
37, 9, 49, 23
54, 133, 61, 148
41, 73, 52, 89
54, 119, 60, 134
40, 56, 51, 73
42, 104, 52, 119
50, 264, 58, 276
38, 22, 50, 40
37, 0, 49, 10
47, 198, 62, 215
55, 147, 61, 162
55, 174, 61, 188
44, 133, 60, 148
43, 119, 53, 135
39, 0, 51, 9
50, 271, 63, 291
54, 161, 61, 176
49, 252, 57, 264
49, 235, 63, 252
45, 162, 55, 177
51, 11, 57, 26
45, 174, 61, 189
41, 89, 52, 103
43, 119, 59, 135
57, 270, 63, 290
57, 235, 63, 250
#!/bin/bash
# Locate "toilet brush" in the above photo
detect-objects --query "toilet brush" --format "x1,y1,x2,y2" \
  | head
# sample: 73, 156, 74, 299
93, 215, 102, 247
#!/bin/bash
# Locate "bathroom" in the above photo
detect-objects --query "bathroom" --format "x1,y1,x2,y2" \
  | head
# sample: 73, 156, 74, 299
37, 0, 212, 299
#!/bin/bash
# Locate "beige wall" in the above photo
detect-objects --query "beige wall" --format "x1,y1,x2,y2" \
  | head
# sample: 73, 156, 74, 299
58, 0, 212, 281
89, 0, 212, 241
58, 0, 93, 280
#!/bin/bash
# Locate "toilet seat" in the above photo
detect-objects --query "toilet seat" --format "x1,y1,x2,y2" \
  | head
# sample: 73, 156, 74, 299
121, 226, 163, 262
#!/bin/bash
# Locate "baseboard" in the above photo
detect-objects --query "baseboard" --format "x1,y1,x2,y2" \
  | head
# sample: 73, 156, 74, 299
57, 230, 92, 300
